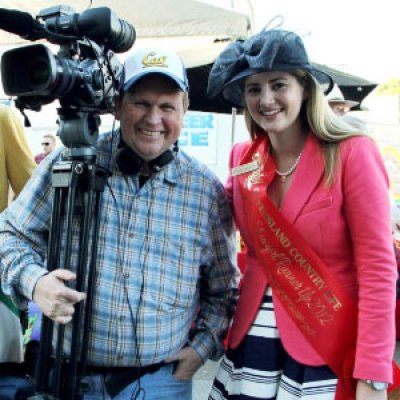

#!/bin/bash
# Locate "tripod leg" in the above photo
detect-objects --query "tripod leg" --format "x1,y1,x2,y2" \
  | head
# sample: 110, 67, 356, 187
67, 164, 103, 400
52, 179, 79, 399
35, 185, 64, 394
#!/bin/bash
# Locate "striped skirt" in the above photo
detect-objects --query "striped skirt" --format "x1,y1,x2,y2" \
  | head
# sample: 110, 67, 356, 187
209, 288, 338, 400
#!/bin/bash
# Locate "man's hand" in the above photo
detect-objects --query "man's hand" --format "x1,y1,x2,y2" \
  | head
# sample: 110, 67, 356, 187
165, 346, 203, 381
33, 269, 86, 324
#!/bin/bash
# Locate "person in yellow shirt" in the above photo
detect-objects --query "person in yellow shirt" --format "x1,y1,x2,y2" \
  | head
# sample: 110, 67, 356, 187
0, 104, 36, 212
0, 103, 35, 372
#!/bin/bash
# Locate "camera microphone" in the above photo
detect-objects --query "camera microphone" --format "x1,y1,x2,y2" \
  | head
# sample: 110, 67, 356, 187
0, 8, 45, 40
44, 7, 136, 53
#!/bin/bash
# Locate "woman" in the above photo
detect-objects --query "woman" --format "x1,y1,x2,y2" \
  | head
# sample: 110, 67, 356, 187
207, 30, 397, 400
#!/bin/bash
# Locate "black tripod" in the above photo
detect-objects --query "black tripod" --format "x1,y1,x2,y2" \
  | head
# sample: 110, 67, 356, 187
29, 110, 108, 400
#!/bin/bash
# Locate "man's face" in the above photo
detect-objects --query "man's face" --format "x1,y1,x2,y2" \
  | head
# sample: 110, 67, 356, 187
41, 137, 55, 154
329, 101, 350, 116
115, 75, 185, 161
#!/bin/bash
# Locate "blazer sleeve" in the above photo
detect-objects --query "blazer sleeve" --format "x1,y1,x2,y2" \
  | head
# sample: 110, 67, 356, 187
341, 136, 397, 382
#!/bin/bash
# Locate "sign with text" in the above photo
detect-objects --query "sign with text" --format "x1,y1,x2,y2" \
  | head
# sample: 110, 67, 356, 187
180, 112, 217, 164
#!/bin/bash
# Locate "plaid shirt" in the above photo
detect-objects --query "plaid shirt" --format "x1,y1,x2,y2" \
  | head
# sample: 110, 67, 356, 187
0, 130, 239, 366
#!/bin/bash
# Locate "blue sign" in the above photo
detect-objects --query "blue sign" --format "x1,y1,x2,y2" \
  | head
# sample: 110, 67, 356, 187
180, 112, 217, 164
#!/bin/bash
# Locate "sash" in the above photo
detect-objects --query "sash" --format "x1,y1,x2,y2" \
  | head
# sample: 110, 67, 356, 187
233, 138, 400, 400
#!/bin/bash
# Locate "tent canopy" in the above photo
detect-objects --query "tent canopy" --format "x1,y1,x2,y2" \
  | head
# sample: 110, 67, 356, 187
0, 0, 252, 45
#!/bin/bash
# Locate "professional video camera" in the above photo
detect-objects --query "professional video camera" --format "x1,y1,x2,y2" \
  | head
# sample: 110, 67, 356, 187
0, 5, 135, 146
1, 5, 135, 112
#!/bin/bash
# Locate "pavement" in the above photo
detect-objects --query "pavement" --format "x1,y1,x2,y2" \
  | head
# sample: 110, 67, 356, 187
193, 359, 220, 400
192, 341, 400, 399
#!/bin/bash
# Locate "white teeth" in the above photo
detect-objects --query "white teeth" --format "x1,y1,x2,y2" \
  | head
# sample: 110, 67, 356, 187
141, 129, 161, 137
260, 109, 280, 116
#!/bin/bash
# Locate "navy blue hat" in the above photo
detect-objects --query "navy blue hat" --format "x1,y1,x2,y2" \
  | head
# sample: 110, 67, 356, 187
207, 29, 334, 108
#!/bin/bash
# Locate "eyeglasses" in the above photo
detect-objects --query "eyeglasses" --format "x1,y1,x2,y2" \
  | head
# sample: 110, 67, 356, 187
41, 142, 50, 146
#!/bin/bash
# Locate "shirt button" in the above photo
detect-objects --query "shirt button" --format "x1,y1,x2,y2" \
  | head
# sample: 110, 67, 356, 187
120, 315, 125, 321
124, 272, 130, 279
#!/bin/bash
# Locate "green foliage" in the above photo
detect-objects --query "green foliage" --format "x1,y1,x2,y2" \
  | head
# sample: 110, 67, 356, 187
376, 79, 400, 95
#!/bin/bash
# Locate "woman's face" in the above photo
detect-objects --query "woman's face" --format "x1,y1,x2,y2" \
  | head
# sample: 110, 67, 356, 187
244, 71, 307, 135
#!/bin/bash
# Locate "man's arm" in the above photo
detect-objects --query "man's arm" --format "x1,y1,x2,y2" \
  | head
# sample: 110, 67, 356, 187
189, 181, 240, 362
0, 159, 54, 308
0, 154, 86, 319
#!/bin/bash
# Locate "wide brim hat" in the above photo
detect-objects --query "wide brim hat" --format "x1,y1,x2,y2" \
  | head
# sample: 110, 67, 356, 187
207, 29, 333, 108
121, 47, 189, 93
328, 98, 359, 108
327, 84, 359, 108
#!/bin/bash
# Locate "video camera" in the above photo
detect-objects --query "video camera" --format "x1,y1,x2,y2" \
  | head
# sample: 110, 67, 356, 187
0, 5, 135, 147
0, 5, 135, 114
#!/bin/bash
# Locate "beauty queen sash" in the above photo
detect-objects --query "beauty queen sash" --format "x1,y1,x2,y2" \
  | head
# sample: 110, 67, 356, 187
232, 138, 400, 400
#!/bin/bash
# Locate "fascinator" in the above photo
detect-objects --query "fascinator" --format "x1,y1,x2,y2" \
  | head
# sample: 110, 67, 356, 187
207, 29, 334, 108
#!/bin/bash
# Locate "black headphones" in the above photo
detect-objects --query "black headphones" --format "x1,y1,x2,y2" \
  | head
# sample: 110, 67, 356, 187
116, 140, 178, 175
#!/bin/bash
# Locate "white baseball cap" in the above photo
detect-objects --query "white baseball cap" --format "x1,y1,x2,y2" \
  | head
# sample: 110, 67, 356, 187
120, 47, 189, 92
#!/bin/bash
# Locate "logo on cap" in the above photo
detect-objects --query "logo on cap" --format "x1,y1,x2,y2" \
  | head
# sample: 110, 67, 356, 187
142, 52, 168, 68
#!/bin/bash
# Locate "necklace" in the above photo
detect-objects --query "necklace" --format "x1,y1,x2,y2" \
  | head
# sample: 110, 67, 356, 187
275, 151, 303, 182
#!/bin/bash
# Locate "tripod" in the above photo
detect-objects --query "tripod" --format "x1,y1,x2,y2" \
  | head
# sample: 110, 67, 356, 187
29, 110, 108, 400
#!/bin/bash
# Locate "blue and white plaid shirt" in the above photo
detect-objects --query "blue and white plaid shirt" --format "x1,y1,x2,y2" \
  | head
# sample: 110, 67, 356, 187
0, 130, 239, 366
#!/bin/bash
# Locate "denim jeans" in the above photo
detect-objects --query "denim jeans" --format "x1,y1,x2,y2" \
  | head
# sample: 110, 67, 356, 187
0, 375, 35, 400
83, 363, 192, 400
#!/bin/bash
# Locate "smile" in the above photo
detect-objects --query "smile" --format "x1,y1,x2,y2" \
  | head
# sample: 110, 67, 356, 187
260, 108, 282, 116
141, 129, 162, 137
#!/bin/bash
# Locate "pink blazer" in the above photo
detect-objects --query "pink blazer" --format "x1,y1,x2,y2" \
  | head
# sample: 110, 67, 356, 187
226, 134, 397, 382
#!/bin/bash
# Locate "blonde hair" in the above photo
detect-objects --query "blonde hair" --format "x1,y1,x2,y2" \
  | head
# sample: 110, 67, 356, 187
244, 70, 365, 185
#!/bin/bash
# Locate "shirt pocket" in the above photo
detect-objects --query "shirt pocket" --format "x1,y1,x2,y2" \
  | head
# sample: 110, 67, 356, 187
146, 239, 201, 310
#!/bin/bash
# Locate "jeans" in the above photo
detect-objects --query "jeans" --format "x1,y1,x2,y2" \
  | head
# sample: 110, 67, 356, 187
83, 363, 192, 400
0, 375, 35, 400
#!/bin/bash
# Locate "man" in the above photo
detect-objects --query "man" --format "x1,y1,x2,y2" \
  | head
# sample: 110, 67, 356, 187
0, 103, 36, 397
327, 84, 359, 116
0, 47, 239, 399
34, 133, 56, 164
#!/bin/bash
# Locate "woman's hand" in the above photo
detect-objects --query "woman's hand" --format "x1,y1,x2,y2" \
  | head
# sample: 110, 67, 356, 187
356, 380, 387, 400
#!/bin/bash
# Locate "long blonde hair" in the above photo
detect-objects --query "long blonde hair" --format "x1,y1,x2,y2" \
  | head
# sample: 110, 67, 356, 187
243, 70, 365, 185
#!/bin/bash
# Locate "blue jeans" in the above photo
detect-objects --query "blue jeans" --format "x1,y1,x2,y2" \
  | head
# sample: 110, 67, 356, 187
83, 363, 192, 400
0, 375, 35, 400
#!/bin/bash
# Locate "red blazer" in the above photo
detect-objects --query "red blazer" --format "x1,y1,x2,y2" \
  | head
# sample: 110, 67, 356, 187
226, 134, 397, 383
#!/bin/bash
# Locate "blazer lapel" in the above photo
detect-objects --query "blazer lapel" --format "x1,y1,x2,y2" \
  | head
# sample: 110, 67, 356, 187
280, 134, 325, 224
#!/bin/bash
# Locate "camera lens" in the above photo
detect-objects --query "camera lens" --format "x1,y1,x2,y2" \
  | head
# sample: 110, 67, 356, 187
27, 59, 51, 89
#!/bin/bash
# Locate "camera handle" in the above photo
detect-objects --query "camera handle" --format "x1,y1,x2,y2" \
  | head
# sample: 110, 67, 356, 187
29, 150, 108, 400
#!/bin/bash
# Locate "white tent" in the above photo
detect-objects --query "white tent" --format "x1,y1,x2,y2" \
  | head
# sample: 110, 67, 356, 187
0, 0, 252, 55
